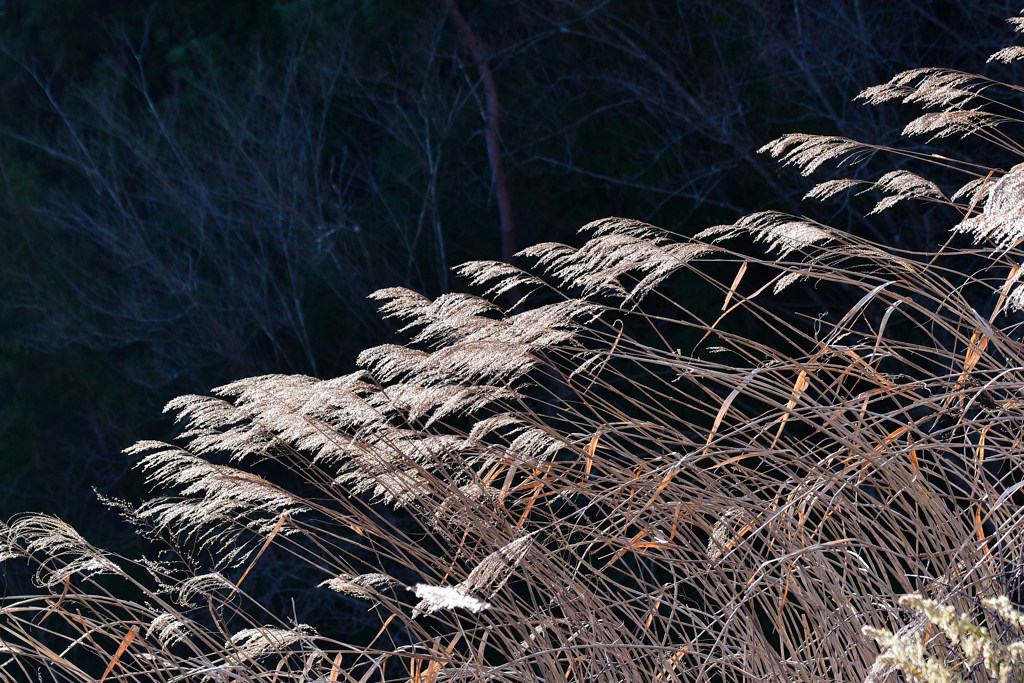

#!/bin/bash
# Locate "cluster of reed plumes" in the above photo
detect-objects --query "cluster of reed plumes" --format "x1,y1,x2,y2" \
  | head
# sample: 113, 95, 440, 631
9, 17, 1024, 683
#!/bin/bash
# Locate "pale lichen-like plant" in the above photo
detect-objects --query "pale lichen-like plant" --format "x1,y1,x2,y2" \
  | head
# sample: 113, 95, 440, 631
864, 594, 1024, 683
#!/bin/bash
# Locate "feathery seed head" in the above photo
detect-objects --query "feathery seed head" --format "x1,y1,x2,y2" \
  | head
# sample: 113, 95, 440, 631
319, 573, 397, 600
412, 584, 491, 618
955, 164, 1024, 247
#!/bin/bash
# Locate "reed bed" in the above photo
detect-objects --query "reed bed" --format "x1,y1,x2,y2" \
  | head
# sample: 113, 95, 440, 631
6, 13, 1024, 683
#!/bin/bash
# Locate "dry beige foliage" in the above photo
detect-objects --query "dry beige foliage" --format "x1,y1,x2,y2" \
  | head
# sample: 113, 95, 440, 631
7, 11, 1024, 683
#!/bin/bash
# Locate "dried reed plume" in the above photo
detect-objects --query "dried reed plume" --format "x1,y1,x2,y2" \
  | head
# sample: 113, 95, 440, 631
8, 13, 1024, 683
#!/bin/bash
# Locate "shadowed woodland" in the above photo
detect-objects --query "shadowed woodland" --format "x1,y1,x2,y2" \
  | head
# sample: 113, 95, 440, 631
4, 1, 1024, 682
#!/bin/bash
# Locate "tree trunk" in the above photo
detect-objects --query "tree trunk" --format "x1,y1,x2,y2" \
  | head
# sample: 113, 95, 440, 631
444, 0, 516, 265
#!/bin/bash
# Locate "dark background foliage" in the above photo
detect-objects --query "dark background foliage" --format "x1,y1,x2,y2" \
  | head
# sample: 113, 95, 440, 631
0, 0, 1019, 626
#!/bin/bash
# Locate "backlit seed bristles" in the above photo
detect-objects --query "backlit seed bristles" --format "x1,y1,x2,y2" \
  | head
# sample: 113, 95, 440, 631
412, 584, 492, 617
954, 164, 1024, 247
320, 572, 398, 601
697, 211, 832, 256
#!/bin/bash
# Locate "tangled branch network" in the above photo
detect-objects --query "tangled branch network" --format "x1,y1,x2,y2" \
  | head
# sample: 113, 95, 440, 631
10, 13, 1024, 683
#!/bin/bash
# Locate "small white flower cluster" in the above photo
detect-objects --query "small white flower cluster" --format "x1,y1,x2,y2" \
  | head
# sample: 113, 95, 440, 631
864, 594, 1024, 683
